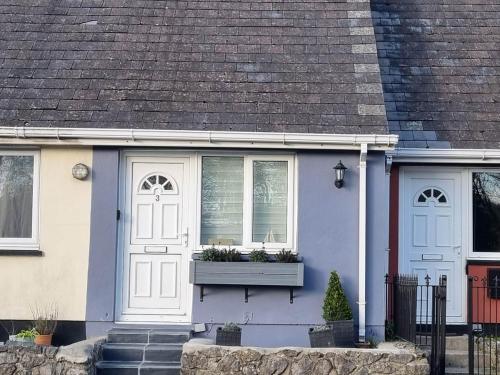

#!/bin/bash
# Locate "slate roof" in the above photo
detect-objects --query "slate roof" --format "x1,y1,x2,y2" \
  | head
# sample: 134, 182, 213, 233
0, 0, 388, 135
372, 0, 500, 149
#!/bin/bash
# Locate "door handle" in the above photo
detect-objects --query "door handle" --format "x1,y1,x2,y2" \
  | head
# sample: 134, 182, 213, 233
182, 228, 189, 246
453, 245, 461, 255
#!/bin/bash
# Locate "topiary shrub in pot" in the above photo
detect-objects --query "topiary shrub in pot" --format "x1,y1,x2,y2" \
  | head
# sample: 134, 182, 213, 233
216, 322, 242, 346
309, 271, 354, 348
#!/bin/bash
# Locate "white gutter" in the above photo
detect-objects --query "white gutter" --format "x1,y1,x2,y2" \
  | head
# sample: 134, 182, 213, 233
358, 143, 368, 342
0, 127, 398, 151
390, 148, 500, 164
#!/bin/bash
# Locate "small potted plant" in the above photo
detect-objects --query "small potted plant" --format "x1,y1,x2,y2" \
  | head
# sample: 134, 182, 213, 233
216, 322, 242, 346
309, 271, 354, 348
14, 328, 38, 344
32, 305, 58, 346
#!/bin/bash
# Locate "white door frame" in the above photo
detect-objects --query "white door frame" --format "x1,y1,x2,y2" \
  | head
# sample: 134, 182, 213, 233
399, 166, 468, 324
115, 150, 197, 323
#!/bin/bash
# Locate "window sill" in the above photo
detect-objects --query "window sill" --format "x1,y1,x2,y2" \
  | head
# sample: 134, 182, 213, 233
0, 250, 43, 256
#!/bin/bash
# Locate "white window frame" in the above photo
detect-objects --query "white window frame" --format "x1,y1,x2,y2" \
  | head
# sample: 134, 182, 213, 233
468, 168, 500, 259
0, 150, 40, 251
196, 153, 296, 253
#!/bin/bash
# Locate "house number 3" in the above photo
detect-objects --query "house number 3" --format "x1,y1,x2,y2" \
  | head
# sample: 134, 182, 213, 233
155, 194, 160, 201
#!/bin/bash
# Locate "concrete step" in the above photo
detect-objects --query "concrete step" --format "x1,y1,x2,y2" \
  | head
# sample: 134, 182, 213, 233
446, 350, 494, 369
446, 367, 498, 375
445, 367, 468, 375
102, 342, 183, 362
149, 330, 190, 344
96, 361, 180, 375
107, 328, 191, 344
108, 329, 149, 344
96, 361, 141, 375
141, 361, 182, 375
145, 344, 182, 362
446, 335, 469, 351
102, 343, 145, 362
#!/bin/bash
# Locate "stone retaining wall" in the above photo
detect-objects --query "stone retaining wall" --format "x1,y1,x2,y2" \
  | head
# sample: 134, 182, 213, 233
0, 337, 104, 375
181, 340, 429, 375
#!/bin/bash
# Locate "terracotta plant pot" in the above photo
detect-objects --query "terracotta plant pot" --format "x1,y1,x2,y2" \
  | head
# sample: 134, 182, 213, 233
34, 334, 53, 346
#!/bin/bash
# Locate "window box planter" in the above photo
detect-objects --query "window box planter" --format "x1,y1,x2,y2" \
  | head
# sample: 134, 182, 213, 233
189, 261, 304, 287
189, 260, 304, 303
308, 320, 354, 348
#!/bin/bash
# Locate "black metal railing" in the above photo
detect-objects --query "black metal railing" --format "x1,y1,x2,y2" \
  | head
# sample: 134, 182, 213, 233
386, 274, 447, 375
467, 276, 500, 375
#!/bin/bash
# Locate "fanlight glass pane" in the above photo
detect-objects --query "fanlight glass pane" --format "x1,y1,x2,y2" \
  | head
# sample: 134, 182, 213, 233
158, 175, 167, 185
164, 181, 173, 190
473, 172, 500, 252
201, 157, 244, 246
0, 156, 34, 238
141, 174, 174, 192
252, 161, 288, 243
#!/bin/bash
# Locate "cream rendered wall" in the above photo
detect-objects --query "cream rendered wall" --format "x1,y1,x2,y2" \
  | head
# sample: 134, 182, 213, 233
0, 147, 92, 321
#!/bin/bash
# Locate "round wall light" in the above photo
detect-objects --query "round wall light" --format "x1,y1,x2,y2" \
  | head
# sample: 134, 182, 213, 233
72, 163, 90, 180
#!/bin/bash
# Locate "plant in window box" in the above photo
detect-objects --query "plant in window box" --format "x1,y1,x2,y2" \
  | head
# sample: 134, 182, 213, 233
200, 247, 223, 262
309, 271, 354, 348
31, 304, 58, 346
216, 322, 242, 346
274, 249, 298, 263
249, 249, 268, 263
221, 248, 241, 262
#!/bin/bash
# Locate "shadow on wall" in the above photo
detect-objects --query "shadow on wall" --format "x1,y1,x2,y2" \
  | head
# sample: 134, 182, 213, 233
0, 320, 86, 346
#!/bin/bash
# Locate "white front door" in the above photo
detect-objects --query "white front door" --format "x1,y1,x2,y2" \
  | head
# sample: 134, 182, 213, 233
400, 168, 465, 324
120, 156, 191, 322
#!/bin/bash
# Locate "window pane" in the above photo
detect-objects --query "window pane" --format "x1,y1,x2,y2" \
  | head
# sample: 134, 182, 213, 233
201, 157, 244, 246
473, 172, 500, 252
253, 161, 288, 243
0, 155, 34, 238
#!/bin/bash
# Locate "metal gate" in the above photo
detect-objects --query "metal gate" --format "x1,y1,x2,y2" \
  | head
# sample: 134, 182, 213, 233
386, 274, 447, 375
467, 276, 500, 375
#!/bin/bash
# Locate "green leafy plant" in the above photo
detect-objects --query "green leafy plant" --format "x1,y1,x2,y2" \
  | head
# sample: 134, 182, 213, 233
275, 249, 298, 263
221, 322, 241, 332
31, 304, 58, 335
249, 250, 268, 262
221, 248, 241, 262
16, 328, 38, 339
322, 271, 353, 322
200, 247, 222, 262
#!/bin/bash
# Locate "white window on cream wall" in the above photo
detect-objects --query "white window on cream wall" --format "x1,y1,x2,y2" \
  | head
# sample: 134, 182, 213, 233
199, 154, 295, 252
0, 150, 40, 250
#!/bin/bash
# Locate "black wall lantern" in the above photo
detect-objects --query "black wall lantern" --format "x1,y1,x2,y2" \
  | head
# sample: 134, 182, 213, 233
334, 160, 347, 188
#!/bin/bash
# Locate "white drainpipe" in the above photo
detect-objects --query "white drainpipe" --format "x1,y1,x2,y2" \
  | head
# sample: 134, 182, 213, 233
358, 143, 368, 342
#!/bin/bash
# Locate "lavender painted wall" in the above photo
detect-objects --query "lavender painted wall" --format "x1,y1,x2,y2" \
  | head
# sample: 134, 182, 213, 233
84, 149, 389, 346
192, 151, 389, 347
85, 148, 120, 338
